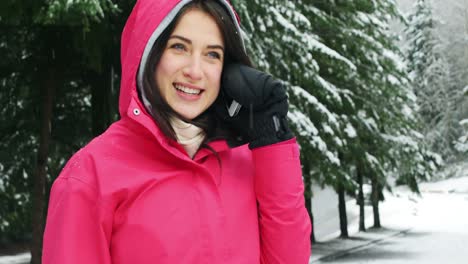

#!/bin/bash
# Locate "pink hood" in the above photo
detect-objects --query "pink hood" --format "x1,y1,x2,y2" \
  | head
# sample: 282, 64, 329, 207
116, 0, 243, 159
119, 0, 240, 118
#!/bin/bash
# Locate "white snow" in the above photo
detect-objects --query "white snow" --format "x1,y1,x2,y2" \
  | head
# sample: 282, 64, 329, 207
326, 151, 341, 166
268, 6, 297, 32
312, 173, 468, 263
291, 85, 339, 126
419, 175, 468, 193
382, 133, 419, 149
322, 124, 334, 135
0, 253, 30, 264
400, 103, 414, 118
357, 110, 378, 131
315, 76, 343, 103
365, 152, 380, 168
288, 108, 319, 137
256, 17, 266, 32
344, 123, 357, 138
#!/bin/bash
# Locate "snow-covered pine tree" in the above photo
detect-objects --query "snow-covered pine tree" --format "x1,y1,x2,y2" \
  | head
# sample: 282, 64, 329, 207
308, 0, 395, 232
232, 0, 353, 242
232, 0, 438, 240
0, 0, 127, 261
311, 0, 438, 229
405, 0, 456, 161
455, 119, 468, 154
454, 86, 468, 154
406, 0, 451, 157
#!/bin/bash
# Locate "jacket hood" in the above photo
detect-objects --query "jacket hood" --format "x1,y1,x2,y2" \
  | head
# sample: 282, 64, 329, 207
118, 0, 242, 118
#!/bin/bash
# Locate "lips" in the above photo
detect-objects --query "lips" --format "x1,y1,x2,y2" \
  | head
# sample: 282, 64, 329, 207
174, 83, 203, 95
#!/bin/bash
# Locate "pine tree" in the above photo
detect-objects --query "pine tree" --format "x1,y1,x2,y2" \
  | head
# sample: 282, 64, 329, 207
405, 0, 456, 161
454, 86, 468, 154
311, 0, 436, 230
234, 0, 436, 239
233, 0, 352, 242
0, 0, 131, 262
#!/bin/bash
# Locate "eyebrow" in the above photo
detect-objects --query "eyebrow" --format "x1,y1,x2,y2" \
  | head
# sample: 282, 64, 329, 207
169, 35, 225, 52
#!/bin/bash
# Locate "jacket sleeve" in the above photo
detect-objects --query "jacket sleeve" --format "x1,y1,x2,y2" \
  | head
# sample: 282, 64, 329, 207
42, 157, 112, 264
252, 138, 311, 264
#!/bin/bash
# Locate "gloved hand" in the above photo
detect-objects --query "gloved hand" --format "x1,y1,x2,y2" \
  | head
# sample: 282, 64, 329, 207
214, 64, 293, 149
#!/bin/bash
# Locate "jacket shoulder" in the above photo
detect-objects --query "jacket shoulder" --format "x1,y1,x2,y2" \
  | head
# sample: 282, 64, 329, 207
55, 120, 129, 186
55, 118, 162, 187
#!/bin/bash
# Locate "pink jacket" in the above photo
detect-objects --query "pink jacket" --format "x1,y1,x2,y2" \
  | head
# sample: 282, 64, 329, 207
42, 0, 311, 263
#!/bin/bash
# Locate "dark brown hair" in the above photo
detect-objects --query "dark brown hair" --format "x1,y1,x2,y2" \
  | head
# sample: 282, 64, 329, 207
141, 0, 252, 147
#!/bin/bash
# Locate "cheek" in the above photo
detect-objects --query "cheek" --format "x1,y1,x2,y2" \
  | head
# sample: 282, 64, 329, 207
155, 54, 172, 82
155, 53, 178, 98
206, 65, 223, 91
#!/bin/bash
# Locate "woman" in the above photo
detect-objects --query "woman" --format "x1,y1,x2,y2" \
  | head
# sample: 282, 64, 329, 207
42, 0, 311, 263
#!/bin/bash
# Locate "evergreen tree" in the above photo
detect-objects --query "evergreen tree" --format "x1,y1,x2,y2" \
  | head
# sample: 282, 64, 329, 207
309, 0, 436, 230
234, 0, 436, 239
405, 0, 456, 161
0, 1, 132, 262
233, 0, 351, 242
307, 3, 443, 218
454, 86, 468, 154
406, 0, 468, 162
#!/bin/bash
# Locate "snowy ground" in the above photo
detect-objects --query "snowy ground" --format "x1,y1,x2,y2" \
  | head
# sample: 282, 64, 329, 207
312, 175, 468, 263
0, 253, 29, 264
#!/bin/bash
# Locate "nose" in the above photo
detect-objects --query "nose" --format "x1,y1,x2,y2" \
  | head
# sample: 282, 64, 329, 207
182, 55, 203, 81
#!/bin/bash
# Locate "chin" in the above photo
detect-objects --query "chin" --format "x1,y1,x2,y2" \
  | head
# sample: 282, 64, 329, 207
171, 102, 210, 120
177, 110, 202, 120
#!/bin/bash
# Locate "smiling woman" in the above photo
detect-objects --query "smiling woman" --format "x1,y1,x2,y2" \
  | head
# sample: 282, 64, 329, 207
155, 9, 224, 120
140, 0, 252, 147
42, 0, 311, 263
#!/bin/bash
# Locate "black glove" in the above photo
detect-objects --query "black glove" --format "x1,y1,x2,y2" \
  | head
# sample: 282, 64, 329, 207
215, 64, 293, 149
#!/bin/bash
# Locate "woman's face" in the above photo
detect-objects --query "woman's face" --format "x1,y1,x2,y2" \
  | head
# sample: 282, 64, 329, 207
155, 8, 225, 120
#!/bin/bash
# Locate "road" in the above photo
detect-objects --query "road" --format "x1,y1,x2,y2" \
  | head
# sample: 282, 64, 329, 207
318, 179, 468, 263
312, 185, 374, 241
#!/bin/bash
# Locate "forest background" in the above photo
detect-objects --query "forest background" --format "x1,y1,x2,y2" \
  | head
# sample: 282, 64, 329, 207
0, 0, 467, 263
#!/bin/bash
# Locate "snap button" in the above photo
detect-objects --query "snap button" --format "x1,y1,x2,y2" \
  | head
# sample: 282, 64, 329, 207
133, 108, 140, 116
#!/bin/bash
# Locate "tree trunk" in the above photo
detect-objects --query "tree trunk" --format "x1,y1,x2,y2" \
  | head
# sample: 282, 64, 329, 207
337, 184, 348, 238
91, 65, 112, 136
305, 195, 316, 243
371, 177, 381, 228
357, 165, 366, 231
305, 195, 316, 244
301, 161, 315, 245
304, 174, 315, 245
30, 67, 56, 264
310, 210, 316, 244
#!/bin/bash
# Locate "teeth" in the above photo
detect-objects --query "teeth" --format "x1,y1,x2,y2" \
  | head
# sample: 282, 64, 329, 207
174, 84, 201, 95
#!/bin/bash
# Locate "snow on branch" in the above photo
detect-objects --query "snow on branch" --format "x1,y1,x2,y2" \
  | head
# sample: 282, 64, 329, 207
290, 85, 339, 126
382, 133, 419, 149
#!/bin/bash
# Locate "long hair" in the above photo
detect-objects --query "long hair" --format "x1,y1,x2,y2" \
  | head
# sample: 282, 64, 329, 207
141, 0, 252, 147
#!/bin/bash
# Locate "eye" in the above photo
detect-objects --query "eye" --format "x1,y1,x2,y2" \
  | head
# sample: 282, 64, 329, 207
207, 51, 221, 60
170, 43, 186, 51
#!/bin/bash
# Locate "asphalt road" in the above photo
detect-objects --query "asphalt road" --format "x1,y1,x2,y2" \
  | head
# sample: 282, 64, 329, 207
319, 190, 468, 264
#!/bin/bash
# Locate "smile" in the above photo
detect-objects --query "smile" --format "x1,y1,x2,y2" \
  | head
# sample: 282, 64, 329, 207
174, 84, 202, 95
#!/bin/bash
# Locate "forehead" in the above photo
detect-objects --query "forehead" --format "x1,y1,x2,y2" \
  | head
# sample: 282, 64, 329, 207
172, 9, 224, 45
